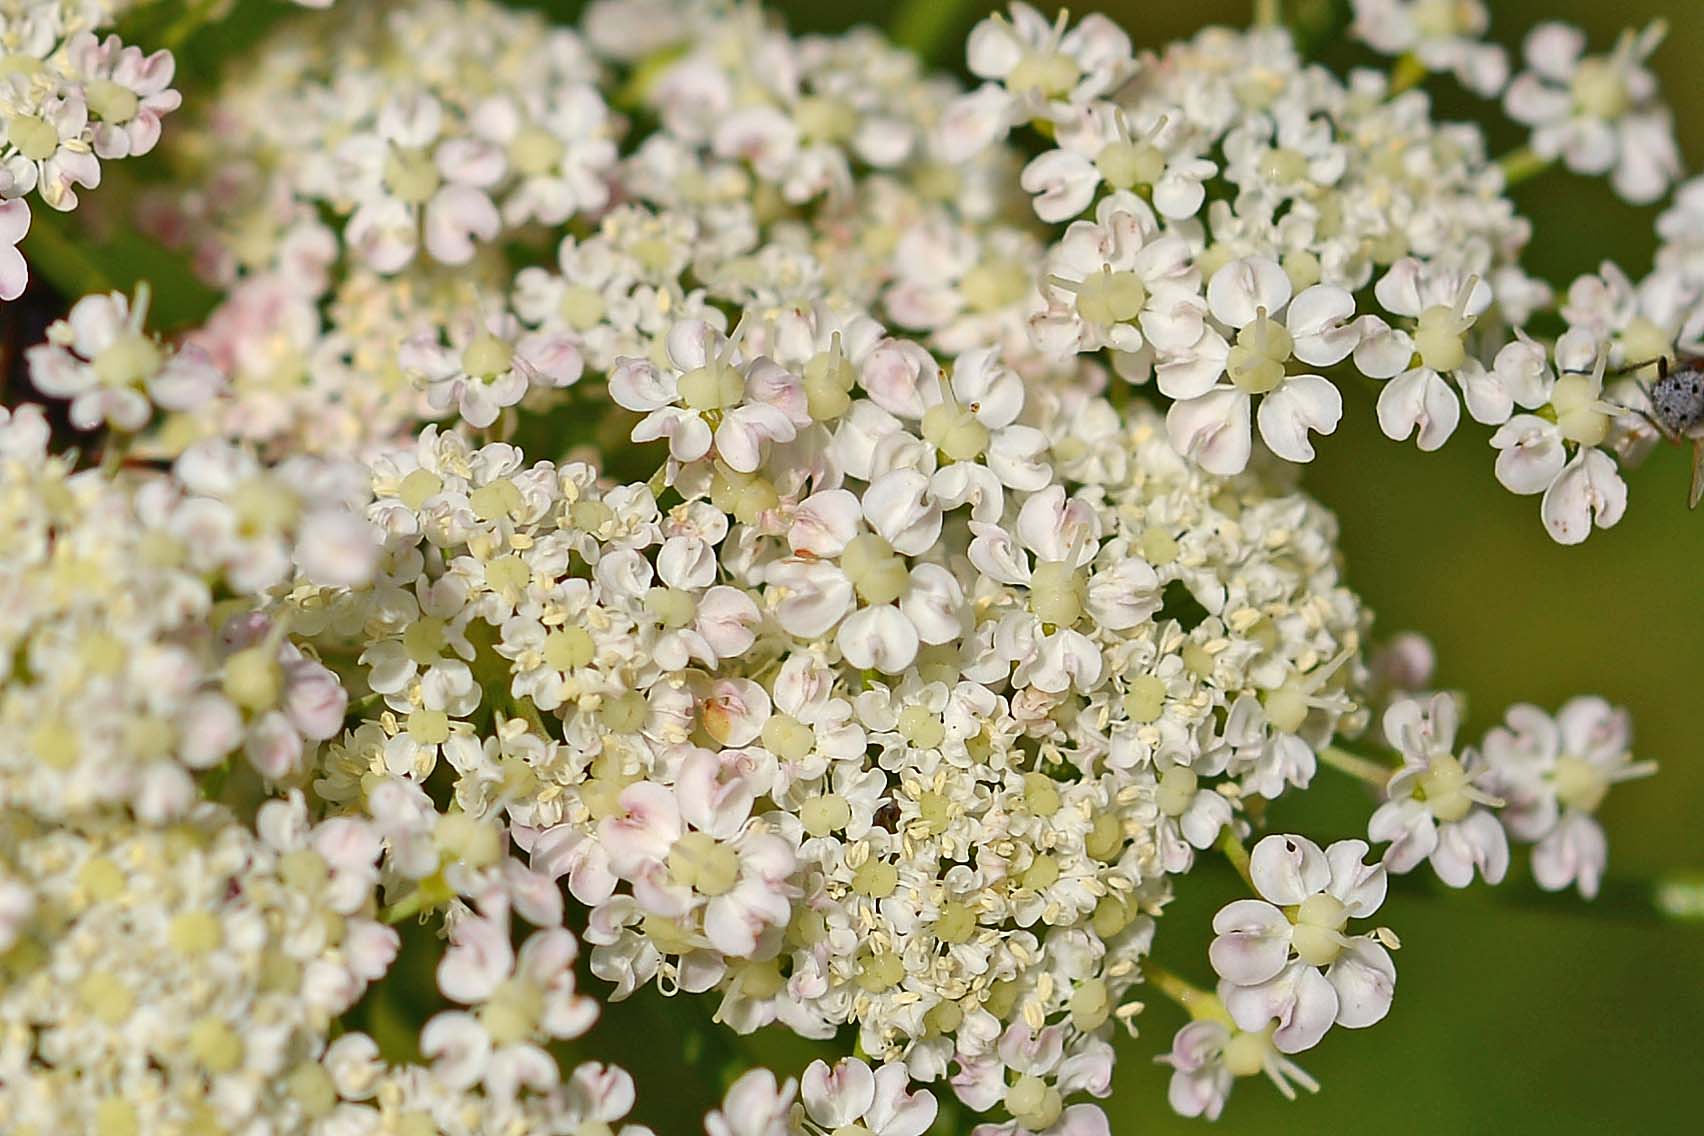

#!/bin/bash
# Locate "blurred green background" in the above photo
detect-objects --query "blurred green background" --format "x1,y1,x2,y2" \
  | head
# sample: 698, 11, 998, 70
766, 2, 1704, 1132
74, 1, 1702, 1131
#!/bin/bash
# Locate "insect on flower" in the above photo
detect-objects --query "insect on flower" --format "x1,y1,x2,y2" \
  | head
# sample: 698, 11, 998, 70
1626, 354, 1704, 509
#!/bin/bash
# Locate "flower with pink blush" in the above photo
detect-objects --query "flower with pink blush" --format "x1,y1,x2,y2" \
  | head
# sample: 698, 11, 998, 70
802, 1057, 938, 1136
1160, 984, 1319, 1120
1481, 697, 1655, 899
1210, 834, 1395, 1054
705, 1068, 796, 1136
1504, 21, 1679, 204
67, 32, 182, 160
403, 310, 582, 429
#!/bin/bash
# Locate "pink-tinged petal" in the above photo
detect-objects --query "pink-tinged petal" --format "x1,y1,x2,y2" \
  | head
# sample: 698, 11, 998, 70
423, 184, 500, 264
1373, 258, 1427, 318
419, 1011, 491, 1090
0, 196, 29, 247
1456, 358, 1514, 425
632, 406, 712, 463
1287, 285, 1359, 366
1208, 898, 1293, 985
598, 781, 683, 873
1207, 256, 1292, 329
1491, 415, 1567, 495
936, 84, 1014, 163
1326, 939, 1396, 1028
1523, 22, 1585, 80
1054, 1103, 1112, 1136
1022, 148, 1098, 223
1351, 315, 1415, 379
1368, 798, 1437, 874
1166, 388, 1252, 476
837, 604, 920, 674
1223, 963, 1337, 1054
1555, 695, 1629, 765
1432, 810, 1510, 887
1249, 833, 1330, 905
866, 1060, 938, 1136
801, 1057, 876, 1128
436, 916, 513, 1004
706, 1069, 796, 1136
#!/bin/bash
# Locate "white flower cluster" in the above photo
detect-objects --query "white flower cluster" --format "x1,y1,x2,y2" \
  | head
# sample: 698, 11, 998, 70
0, 402, 375, 822
0, 0, 1681, 1132
938, 3, 1695, 544
293, 323, 1367, 1131
0, 0, 181, 297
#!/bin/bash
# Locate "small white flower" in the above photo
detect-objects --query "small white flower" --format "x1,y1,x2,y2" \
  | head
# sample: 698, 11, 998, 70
1489, 338, 1628, 544
1210, 834, 1395, 1054
1481, 698, 1655, 899
1362, 258, 1494, 450
1370, 694, 1509, 887
403, 312, 582, 429
1504, 21, 1679, 205
1161, 987, 1319, 1120
801, 1057, 938, 1136
705, 1068, 796, 1136
1165, 256, 1359, 474
1350, 0, 1509, 96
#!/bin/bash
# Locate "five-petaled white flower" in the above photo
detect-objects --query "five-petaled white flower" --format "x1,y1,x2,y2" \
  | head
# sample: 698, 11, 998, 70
1210, 834, 1396, 1054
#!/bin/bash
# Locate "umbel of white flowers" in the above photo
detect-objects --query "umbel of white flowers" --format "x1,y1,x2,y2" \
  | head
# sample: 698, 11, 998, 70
0, 0, 1676, 1133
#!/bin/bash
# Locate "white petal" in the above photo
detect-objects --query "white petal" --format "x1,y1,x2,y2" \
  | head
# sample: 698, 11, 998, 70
801, 1057, 876, 1128
1326, 940, 1396, 1028
1166, 389, 1252, 476
1249, 834, 1330, 906
1208, 898, 1293, 985
1376, 369, 1460, 450
1490, 416, 1566, 495
1257, 375, 1342, 463
1540, 448, 1626, 544
1208, 256, 1293, 328
1286, 285, 1359, 366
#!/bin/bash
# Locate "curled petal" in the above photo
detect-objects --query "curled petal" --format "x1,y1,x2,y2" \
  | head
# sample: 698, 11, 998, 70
1257, 375, 1342, 463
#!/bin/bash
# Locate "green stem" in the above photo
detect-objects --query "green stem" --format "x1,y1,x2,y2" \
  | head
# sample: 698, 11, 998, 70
1317, 744, 1395, 789
1218, 830, 1254, 890
892, 0, 976, 64
1142, 961, 1228, 1023
1255, 0, 1282, 27
1497, 146, 1554, 188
